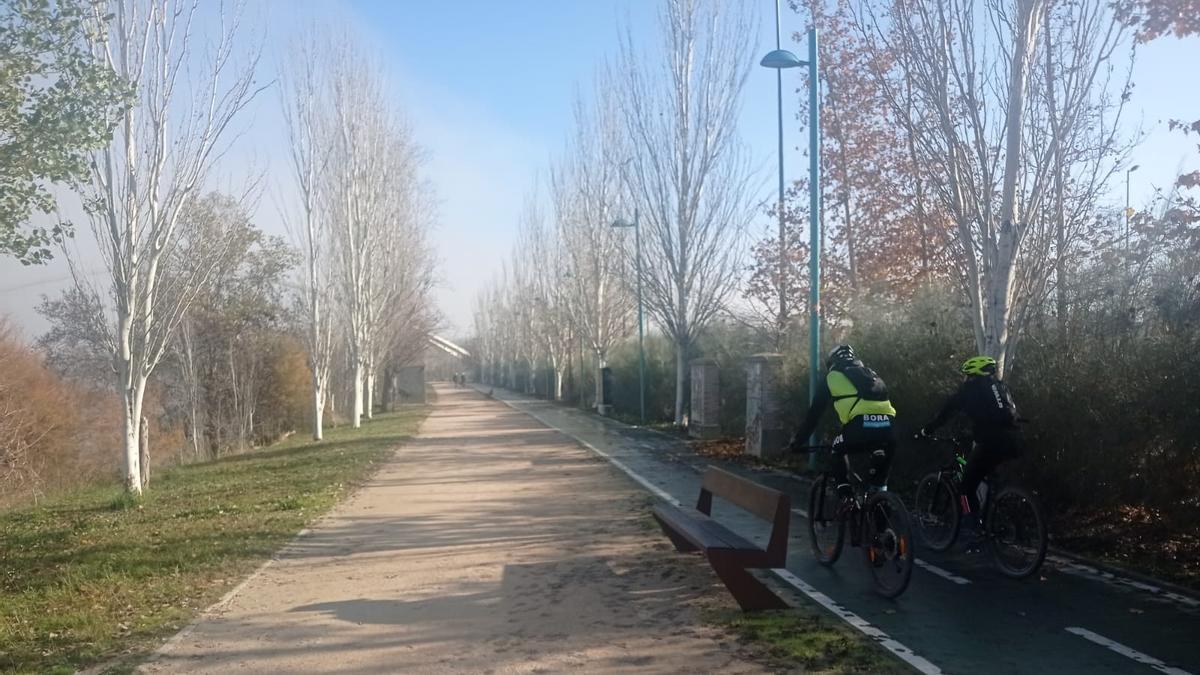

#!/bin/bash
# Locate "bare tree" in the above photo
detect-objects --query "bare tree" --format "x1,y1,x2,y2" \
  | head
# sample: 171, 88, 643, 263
551, 88, 634, 409
324, 41, 410, 427
617, 0, 757, 424
859, 0, 1130, 374
521, 197, 574, 400
71, 0, 265, 494
279, 27, 336, 440
365, 158, 435, 414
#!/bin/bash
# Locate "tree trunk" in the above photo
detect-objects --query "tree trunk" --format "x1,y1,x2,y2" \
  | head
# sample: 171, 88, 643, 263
352, 360, 364, 428
554, 368, 565, 401
987, 0, 1044, 377
312, 377, 325, 441
121, 373, 145, 496
139, 415, 150, 490
365, 367, 375, 420
593, 351, 605, 410
673, 340, 686, 427
1046, 28, 1068, 338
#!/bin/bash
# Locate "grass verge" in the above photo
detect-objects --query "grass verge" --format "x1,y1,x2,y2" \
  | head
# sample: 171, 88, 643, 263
706, 603, 911, 674
0, 407, 425, 675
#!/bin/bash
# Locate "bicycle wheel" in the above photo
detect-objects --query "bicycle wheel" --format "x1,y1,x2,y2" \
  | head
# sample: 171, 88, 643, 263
863, 491, 915, 598
985, 485, 1048, 579
913, 472, 960, 552
808, 475, 845, 566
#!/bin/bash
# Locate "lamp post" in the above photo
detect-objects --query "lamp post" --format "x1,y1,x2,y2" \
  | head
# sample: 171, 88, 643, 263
761, 8, 820, 446
760, 0, 804, 344
612, 210, 646, 424
1125, 164, 1139, 272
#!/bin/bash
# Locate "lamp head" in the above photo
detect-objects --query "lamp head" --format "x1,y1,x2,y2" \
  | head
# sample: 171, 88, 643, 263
760, 49, 806, 69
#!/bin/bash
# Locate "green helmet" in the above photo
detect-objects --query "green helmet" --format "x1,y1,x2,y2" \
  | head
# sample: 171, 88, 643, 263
960, 356, 997, 376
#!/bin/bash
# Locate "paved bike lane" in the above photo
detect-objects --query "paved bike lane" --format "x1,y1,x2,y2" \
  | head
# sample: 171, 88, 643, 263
483, 387, 1200, 675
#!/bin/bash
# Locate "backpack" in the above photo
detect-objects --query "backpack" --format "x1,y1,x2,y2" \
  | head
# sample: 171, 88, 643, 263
980, 378, 1019, 426
839, 364, 890, 402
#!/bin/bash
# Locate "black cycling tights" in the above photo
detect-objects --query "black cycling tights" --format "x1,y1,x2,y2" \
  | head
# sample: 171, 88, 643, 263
961, 443, 1014, 515
831, 441, 894, 490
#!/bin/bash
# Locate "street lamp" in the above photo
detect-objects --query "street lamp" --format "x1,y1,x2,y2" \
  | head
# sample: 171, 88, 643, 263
761, 1, 805, 343
1125, 164, 1139, 270
612, 210, 646, 424
761, 2, 821, 446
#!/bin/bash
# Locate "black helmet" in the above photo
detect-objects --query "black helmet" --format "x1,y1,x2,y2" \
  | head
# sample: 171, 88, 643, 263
826, 344, 857, 370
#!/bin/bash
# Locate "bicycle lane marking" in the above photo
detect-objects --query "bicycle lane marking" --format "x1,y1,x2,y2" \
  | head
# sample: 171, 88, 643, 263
773, 569, 943, 675
792, 505, 971, 586
1065, 627, 1194, 675
487, 393, 944, 675
1049, 555, 1200, 610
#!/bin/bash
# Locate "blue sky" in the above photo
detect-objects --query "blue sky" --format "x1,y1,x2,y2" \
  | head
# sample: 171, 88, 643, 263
1, 0, 1197, 337
344, 0, 1200, 334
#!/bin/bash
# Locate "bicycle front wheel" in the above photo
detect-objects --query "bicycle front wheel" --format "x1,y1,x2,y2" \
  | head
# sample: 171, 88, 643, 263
985, 485, 1048, 579
913, 472, 960, 552
808, 475, 845, 566
864, 491, 915, 598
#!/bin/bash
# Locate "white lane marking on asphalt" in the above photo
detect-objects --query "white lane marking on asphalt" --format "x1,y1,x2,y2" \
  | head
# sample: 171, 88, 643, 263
792, 508, 971, 586
1049, 555, 1200, 609
773, 569, 943, 675
913, 559, 971, 585
1066, 627, 1193, 675
490, 395, 946, 675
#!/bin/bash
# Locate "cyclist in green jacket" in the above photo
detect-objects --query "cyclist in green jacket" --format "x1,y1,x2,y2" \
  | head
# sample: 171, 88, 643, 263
789, 344, 897, 497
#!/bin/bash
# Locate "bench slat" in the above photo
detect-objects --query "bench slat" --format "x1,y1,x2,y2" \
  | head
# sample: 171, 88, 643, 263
702, 467, 786, 522
653, 504, 760, 552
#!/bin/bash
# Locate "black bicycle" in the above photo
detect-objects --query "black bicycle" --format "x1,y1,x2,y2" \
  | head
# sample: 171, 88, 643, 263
803, 446, 915, 598
911, 436, 1047, 579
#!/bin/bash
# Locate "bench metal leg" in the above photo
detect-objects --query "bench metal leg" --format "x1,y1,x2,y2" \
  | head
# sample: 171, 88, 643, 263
708, 553, 789, 611
653, 513, 700, 553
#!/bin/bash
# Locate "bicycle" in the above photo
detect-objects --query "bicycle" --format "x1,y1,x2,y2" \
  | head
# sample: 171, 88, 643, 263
802, 445, 915, 599
911, 435, 1047, 579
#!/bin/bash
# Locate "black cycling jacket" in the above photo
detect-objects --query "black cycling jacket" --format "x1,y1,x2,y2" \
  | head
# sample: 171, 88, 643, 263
925, 375, 1018, 435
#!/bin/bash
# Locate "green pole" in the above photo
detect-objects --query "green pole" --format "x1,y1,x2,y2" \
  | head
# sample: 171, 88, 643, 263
807, 26, 821, 448
635, 208, 646, 424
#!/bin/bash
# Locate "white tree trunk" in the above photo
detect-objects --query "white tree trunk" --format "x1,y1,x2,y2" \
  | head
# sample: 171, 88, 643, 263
352, 360, 364, 428
121, 371, 147, 495
673, 342, 686, 427
311, 379, 325, 441
365, 368, 375, 419
593, 351, 606, 410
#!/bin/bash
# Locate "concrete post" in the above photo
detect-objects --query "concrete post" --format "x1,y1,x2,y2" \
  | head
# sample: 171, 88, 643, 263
689, 358, 721, 439
745, 353, 785, 458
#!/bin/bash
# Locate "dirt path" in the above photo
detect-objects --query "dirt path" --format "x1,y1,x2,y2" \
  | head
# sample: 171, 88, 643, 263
140, 385, 768, 674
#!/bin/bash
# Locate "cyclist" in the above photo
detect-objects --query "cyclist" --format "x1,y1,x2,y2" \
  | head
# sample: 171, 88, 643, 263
918, 355, 1022, 550
788, 344, 897, 497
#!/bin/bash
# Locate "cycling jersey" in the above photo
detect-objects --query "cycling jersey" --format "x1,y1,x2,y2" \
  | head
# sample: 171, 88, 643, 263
791, 363, 897, 445
827, 370, 898, 424
926, 375, 1018, 436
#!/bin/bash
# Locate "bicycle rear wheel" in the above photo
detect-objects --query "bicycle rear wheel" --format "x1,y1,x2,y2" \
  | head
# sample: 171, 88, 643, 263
808, 475, 845, 566
985, 485, 1047, 579
913, 472, 960, 552
863, 491, 915, 598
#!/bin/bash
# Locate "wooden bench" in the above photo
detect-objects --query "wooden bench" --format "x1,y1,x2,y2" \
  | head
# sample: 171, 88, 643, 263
652, 467, 791, 610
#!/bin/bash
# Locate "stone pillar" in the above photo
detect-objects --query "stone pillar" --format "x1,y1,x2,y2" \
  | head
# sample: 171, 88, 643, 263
689, 358, 720, 439
745, 353, 786, 458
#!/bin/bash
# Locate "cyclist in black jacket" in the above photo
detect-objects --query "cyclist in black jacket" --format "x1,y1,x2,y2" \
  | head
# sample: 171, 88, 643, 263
919, 356, 1023, 549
